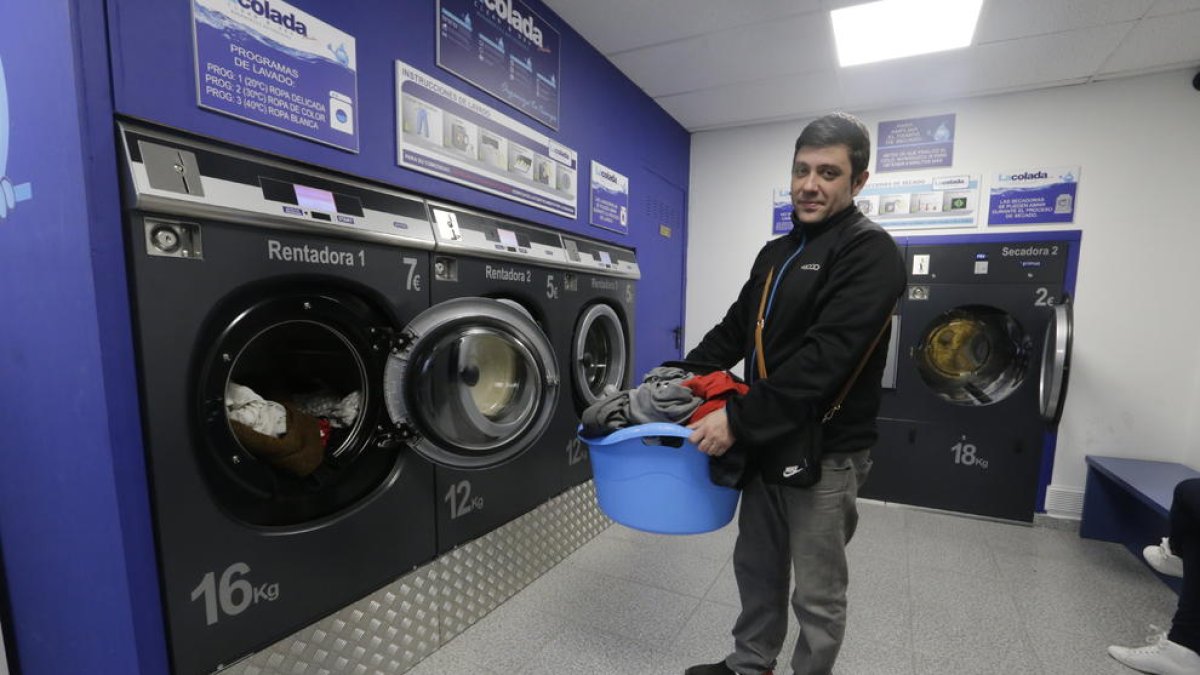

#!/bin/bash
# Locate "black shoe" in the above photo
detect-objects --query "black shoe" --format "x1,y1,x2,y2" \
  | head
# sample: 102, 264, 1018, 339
684, 662, 735, 675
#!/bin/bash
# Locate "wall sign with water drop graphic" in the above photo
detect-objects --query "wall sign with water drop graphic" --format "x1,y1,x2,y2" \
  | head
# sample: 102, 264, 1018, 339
0, 56, 34, 223
876, 113, 956, 173
987, 166, 1081, 226
191, 0, 359, 152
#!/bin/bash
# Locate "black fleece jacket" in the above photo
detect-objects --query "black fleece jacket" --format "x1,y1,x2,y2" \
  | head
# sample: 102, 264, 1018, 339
686, 205, 906, 456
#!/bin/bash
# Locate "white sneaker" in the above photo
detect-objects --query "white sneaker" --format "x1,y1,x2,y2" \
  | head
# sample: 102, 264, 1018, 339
1145, 538, 1185, 578
1108, 630, 1200, 675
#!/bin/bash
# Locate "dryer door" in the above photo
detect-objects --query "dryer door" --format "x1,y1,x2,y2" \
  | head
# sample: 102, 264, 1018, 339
383, 297, 559, 469
1039, 301, 1073, 424
573, 303, 628, 407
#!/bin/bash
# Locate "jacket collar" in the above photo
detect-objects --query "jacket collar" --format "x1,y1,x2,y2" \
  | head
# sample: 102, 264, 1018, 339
788, 203, 859, 242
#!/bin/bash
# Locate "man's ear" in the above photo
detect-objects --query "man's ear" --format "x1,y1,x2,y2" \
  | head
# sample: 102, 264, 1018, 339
851, 170, 870, 196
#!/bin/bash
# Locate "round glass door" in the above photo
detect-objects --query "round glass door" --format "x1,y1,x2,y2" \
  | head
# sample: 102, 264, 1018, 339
1039, 301, 1072, 423
914, 305, 1030, 406
383, 297, 559, 469
197, 292, 399, 527
573, 303, 627, 407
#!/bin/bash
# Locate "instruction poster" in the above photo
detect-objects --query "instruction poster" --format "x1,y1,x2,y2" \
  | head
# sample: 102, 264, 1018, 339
396, 61, 578, 218
437, 0, 561, 130
988, 166, 1080, 226
876, 113, 955, 173
192, 0, 359, 152
772, 188, 792, 234
590, 161, 629, 234
856, 174, 980, 230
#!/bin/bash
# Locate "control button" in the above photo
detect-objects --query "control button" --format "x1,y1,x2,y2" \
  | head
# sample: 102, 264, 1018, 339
311, 212, 331, 221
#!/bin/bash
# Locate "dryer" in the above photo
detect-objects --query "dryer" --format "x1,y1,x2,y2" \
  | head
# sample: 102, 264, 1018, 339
556, 234, 639, 491
864, 232, 1078, 522
119, 123, 557, 674
424, 201, 566, 553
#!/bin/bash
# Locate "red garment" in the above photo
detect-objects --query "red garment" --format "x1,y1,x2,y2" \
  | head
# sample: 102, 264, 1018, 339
683, 371, 749, 424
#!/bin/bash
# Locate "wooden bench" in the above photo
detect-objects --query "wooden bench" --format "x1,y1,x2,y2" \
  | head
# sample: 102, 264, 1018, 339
1081, 455, 1200, 591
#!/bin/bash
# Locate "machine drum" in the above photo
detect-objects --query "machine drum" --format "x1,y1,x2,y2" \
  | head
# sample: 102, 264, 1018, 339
915, 305, 1030, 406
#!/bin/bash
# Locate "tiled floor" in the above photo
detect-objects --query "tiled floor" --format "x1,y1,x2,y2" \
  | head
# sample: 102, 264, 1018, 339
408, 501, 1179, 674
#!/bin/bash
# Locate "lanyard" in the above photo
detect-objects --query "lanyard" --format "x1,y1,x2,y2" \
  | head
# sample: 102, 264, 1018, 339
751, 232, 806, 382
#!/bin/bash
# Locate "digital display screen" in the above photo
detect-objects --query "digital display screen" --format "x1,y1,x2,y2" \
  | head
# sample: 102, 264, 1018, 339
295, 184, 338, 214
497, 228, 519, 248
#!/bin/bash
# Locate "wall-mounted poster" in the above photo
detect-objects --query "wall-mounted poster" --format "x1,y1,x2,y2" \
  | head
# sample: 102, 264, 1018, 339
856, 174, 981, 230
437, 0, 561, 130
988, 166, 1080, 226
772, 188, 792, 234
876, 113, 955, 173
396, 61, 578, 218
590, 161, 629, 234
192, 0, 359, 152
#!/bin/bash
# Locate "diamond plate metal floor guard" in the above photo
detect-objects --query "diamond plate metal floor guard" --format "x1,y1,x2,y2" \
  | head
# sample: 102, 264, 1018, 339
219, 482, 610, 675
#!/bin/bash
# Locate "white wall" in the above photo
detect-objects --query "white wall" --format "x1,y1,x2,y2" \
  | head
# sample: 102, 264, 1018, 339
686, 69, 1200, 496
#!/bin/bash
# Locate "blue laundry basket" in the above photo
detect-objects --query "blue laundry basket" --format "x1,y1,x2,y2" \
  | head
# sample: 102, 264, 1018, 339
580, 423, 739, 535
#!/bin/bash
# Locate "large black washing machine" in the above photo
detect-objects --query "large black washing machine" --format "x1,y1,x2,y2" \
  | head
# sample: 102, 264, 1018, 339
118, 124, 556, 674
863, 232, 1077, 522
556, 234, 639, 491
424, 201, 565, 553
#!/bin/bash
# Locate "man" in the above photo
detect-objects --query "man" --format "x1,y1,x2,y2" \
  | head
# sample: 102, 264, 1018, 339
684, 112, 906, 675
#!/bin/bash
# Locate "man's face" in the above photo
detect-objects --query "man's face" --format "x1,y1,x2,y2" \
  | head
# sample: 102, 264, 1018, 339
790, 144, 868, 225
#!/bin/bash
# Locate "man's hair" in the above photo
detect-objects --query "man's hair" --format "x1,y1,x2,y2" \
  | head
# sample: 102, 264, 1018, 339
794, 112, 871, 180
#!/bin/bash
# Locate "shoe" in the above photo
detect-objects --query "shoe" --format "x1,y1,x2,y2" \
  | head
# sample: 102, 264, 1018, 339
684, 663, 735, 675
683, 662, 773, 675
1108, 630, 1200, 675
1144, 538, 1185, 578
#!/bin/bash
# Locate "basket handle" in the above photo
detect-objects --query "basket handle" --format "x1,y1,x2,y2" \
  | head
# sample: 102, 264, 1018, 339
579, 422, 694, 447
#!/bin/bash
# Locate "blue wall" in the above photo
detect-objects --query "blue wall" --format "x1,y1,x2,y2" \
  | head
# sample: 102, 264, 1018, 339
0, 1, 690, 673
0, 1, 164, 673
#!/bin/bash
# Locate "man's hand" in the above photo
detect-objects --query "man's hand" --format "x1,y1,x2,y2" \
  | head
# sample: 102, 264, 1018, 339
687, 408, 735, 457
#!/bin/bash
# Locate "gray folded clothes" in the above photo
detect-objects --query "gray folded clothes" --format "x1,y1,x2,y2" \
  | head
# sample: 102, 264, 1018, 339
580, 389, 633, 437
629, 379, 702, 425
641, 366, 692, 384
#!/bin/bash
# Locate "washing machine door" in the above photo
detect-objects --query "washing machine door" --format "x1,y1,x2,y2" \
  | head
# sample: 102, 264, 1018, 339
913, 305, 1031, 406
383, 297, 559, 469
197, 291, 401, 527
1039, 301, 1072, 424
573, 303, 628, 407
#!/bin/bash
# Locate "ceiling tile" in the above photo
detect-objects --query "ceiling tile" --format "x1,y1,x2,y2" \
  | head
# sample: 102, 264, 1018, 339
609, 12, 835, 97
974, 0, 1153, 43
655, 70, 844, 129
1100, 10, 1200, 74
1147, 0, 1200, 16
540, 0, 822, 55
840, 22, 1130, 109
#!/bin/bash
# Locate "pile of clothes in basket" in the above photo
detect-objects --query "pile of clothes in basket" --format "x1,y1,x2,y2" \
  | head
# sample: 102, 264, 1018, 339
580, 365, 747, 437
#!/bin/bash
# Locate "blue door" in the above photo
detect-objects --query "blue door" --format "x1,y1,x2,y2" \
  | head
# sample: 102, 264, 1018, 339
633, 167, 687, 378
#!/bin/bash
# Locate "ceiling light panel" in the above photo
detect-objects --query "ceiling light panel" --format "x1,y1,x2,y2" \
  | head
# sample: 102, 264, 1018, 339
832, 0, 985, 67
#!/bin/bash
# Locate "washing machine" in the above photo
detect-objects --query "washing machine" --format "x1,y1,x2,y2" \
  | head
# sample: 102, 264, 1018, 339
863, 232, 1078, 522
555, 233, 639, 491
119, 123, 557, 674
424, 200, 566, 553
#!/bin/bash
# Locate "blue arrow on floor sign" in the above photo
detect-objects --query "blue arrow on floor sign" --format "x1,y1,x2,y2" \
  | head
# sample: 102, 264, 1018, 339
0, 55, 34, 222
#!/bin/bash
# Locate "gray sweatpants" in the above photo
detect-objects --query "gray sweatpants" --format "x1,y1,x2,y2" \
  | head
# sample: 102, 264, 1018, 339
724, 452, 872, 675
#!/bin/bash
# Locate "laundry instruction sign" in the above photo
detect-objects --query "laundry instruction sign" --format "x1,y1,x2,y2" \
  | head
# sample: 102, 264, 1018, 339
876, 113, 955, 172
192, 0, 359, 152
988, 166, 1080, 225
772, 188, 792, 234
437, 0, 561, 130
590, 161, 629, 234
396, 61, 578, 218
